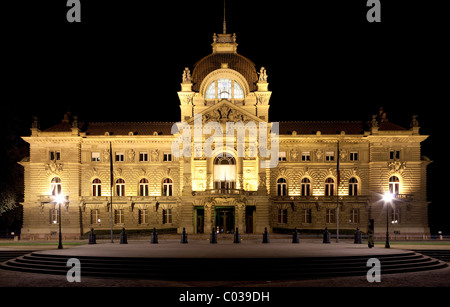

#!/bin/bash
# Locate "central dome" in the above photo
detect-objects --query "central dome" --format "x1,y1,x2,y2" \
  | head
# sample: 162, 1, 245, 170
191, 35, 258, 92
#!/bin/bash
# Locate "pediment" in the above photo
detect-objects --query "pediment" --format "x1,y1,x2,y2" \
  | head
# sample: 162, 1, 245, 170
187, 100, 265, 125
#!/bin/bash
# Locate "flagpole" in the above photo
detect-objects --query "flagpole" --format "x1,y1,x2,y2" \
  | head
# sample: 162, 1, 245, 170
110, 142, 114, 244
336, 141, 340, 243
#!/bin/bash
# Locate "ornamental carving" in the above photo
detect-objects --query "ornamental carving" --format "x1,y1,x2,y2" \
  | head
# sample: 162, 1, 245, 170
388, 160, 407, 174
203, 105, 250, 124
45, 160, 63, 175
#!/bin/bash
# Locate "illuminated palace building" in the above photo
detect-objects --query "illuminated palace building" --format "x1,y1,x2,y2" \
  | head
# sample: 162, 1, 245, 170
20, 31, 431, 240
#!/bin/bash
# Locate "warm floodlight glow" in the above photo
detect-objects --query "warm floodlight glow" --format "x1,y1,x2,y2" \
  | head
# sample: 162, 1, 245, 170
383, 193, 393, 203
54, 194, 65, 204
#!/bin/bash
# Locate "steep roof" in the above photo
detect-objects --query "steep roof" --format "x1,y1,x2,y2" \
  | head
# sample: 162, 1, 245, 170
84, 122, 175, 136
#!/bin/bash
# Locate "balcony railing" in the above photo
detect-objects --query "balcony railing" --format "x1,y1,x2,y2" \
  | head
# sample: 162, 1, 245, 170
192, 189, 258, 196
270, 195, 371, 202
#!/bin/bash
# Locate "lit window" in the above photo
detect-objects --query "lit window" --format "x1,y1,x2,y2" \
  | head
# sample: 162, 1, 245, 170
163, 178, 173, 196
51, 177, 62, 196
205, 79, 244, 100
350, 208, 360, 224
302, 152, 311, 161
325, 178, 335, 196
114, 209, 124, 224
50, 151, 61, 161
350, 152, 358, 161
116, 179, 125, 196
278, 208, 288, 224
140, 152, 148, 162
50, 209, 59, 224
326, 152, 335, 161
139, 209, 148, 224
115, 152, 124, 162
206, 81, 216, 99
139, 179, 149, 196
277, 178, 287, 196
91, 209, 100, 224
301, 178, 311, 196
234, 81, 244, 99
163, 152, 172, 162
92, 179, 102, 196
91, 152, 101, 162
163, 209, 173, 224
326, 209, 336, 223
349, 178, 358, 196
389, 176, 400, 195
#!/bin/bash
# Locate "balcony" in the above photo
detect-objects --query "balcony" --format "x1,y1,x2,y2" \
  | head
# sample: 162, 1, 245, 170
270, 195, 371, 202
192, 189, 258, 196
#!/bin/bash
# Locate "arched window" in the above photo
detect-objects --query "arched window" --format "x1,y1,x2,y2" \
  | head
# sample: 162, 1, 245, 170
389, 176, 400, 195
301, 178, 311, 196
139, 178, 149, 196
349, 178, 358, 196
205, 79, 245, 100
92, 179, 102, 197
51, 177, 62, 196
214, 154, 236, 189
116, 179, 125, 197
325, 178, 335, 196
163, 178, 173, 196
277, 178, 287, 196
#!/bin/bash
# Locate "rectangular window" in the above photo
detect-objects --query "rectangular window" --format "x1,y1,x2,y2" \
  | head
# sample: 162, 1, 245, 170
163, 209, 172, 224
50, 151, 61, 161
325, 152, 335, 161
91, 152, 101, 162
114, 209, 124, 224
278, 208, 288, 224
50, 209, 59, 224
278, 152, 287, 162
302, 152, 311, 161
350, 209, 360, 224
115, 152, 124, 162
163, 152, 172, 162
139, 152, 148, 162
390, 150, 400, 160
303, 209, 312, 224
326, 209, 336, 224
90, 209, 100, 224
350, 152, 359, 161
392, 208, 401, 224
139, 209, 148, 224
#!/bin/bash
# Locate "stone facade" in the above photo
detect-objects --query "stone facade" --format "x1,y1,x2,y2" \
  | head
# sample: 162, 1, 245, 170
19, 33, 431, 240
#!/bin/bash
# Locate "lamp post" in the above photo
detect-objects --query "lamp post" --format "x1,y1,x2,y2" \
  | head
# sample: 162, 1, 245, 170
54, 194, 66, 249
383, 193, 393, 249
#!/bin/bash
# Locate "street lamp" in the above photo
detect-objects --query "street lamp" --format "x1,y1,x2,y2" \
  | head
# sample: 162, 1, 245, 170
383, 193, 393, 248
54, 194, 66, 250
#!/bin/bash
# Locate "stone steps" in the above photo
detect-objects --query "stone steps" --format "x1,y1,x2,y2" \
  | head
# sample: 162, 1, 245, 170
1, 251, 447, 281
413, 250, 450, 262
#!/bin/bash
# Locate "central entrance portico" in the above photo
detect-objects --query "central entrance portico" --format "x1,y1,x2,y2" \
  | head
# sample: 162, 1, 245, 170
215, 207, 235, 234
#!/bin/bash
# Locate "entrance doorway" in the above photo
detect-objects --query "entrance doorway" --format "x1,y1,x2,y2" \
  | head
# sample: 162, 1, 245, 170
245, 206, 256, 234
215, 207, 235, 234
195, 207, 204, 234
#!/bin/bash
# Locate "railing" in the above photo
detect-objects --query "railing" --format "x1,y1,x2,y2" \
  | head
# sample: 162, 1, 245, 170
270, 195, 371, 202
192, 189, 258, 196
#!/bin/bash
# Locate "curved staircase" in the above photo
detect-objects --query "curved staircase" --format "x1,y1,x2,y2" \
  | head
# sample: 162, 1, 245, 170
1, 251, 447, 280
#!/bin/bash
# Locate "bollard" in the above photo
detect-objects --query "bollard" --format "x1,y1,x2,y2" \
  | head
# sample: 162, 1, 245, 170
210, 227, 217, 244
368, 219, 375, 248
120, 228, 128, 244
262, 227, 270, 244
234, 227, 241, 243
292, 227, 300, 244
354, 227, 362, 244
323, 227, 331, 244
151, 227, 158, 244
181, 227, 188, 244
88, 228, 96, 245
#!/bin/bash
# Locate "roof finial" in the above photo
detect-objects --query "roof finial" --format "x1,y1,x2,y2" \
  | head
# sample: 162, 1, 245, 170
223, 0, 227, 34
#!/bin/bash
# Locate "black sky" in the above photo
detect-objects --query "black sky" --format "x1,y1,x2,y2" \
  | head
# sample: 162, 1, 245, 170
2, 0, 448, 233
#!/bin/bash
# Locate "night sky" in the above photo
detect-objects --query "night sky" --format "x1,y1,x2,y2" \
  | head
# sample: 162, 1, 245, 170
2, 0, 447, 233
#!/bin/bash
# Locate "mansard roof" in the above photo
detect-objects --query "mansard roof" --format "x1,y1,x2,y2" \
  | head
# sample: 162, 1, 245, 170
84, 122, 175, 136
278, 120, 406, 135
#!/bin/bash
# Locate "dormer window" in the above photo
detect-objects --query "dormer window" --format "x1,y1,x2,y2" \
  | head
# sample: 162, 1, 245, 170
205, 78, 244, 100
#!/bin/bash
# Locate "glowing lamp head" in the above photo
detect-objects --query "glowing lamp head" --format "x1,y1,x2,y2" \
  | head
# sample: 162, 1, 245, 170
383, 193, 393, 203
54, 194, 66, 204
